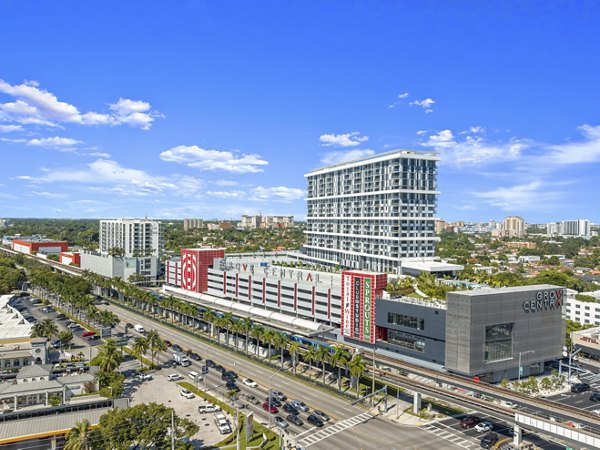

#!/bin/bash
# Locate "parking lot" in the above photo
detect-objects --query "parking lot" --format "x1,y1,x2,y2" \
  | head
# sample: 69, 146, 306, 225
129, 373, 229, 448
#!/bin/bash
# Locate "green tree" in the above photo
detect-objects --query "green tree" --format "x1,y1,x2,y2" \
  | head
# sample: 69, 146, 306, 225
348, 354, 366, 397
58, 330, 74, 349
64, 419, 92, 450
146, 329, 167, 366
288, 341, 301, 374
317, 346, 330, 384
330, 345, 349, 391
96, 339, 123, 373
133, 337, 149, 368
303, 346, 319, 377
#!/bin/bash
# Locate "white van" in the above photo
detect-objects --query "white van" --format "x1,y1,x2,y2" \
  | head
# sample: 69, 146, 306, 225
134, 324, 145, 333
188, 371, 202, 381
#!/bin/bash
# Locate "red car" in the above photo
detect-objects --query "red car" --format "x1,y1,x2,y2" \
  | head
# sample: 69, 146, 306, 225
460, 416, 480, 429
262, 402, 278, 413
82, 331, 96, 337
163, 340, 172, 347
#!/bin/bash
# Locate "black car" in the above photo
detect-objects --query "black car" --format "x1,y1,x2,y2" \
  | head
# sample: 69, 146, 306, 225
590, 391, 600, 401
224, 370, 238, 379
571, 383, 591, 393
189, 352, 201, 361
87, 335, 100, 341
172, 344, 183, 352
222, 371, 235, 381
313, 410, 330, 422
205, 359, 216, 368
307, 414, 324, 428
287, 414, 303, 426
282, 403, 299, 415
266, 398, 282, 408
226, 381, 240, 392
480, 432, 499, 449
215, 365, 226, 374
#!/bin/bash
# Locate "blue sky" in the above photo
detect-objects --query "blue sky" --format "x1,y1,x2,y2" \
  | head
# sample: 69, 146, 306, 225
1, 1, 599, 223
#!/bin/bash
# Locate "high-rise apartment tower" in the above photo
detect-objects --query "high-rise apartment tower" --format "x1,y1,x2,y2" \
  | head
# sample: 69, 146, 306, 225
304, 149, 440, 273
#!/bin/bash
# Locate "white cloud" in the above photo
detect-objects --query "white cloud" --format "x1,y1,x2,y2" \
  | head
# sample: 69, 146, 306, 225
0, 124, 23, 132
214, 179, 239, 187
416, 130, 427, 136
26, 136, 82, 150
474, 180, 564, 211
250, 186, 305, 202
543, 124, 600, 166
207, 190, 246, 199
0, 79, 161, 130
320, 149, 375, 166
388, 92, 410, 109
410, 97, 435, 113
88, 151, 111, 158
319, 131, 369, 148
31, 191, 67, 199
423, 128, 526, 166
160, 145, 269, 173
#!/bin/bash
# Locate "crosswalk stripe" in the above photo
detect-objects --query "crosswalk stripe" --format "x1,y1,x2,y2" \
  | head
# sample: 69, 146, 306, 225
298, 412, 374, 448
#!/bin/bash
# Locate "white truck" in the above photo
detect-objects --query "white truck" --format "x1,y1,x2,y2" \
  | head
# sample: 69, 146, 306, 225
214, 413, 231, 434
134, 324, 145, 333
172, 350, 191, 367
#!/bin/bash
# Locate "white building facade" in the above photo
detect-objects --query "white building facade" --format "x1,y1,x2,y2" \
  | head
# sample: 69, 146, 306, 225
99, 219, 163, 258
304, 149, 440, 273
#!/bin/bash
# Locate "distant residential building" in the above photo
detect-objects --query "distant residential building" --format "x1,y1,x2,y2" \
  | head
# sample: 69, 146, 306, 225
565, 290, 600, 326
434, 220, 446, 235
0, 219, 9, 229
184, 218, 204, 231
99, 218, 163, 258
207, 221, 234, 231
240, 215, 294, 230
505, 241, 537, 250
11, 238, 68, 256
502, 216, 525, 238
547, 219, 590, 239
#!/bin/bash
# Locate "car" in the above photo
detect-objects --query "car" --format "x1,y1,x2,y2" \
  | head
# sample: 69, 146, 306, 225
180, 389, 195, 399
50, 339, 62, 347
571, 383, 591, 393
243, 378, 258, 388
460, 416, 480, 429
225, 370, 238, 379
221, 372, 234, 381
282, 403, 299, 415
188, 371, 201, 381
480, 432, 499, 449
82, 331, 96, 337
245, 394, 260, 405
267, 397, 282, 407
138, 373, 153, 381
590, 392, 600, 402
307, 414, 324, 427
198, 403, 221, 413
262, 402, 278, 413
274, 416, 289, 429
287, 414, 303, 426
290, 399, 309, 412
163, 340, 172, 347
226, 381, 240, 392
313, 410, 330, 422
215, 365, 226, 374
501, 401, 517, 409
189, 352, 201, 361
474, 421, 493, 433
88, 335, 100, 341
205, 359, 216, 368
67, 322, 79, 329
269, 390, 287, 401
167, 374, 182, 381
172, 344, 183, 352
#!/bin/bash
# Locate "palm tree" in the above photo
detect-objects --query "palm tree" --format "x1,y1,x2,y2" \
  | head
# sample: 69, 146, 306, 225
288, 341, 301, 374
146, 329, 166, 366
162, 295, 177, 323
132, 337, 148, 368
221, 312, 234, 346
250, 325, 264, 357
58, 330, 74, 349
317, 346, 330, 384
262, 329, 276, 361
203, 308, 216, 336
272, 333, 289, 369
96, 339, 123, 373
330, 346, 349, 391
348, 354, 366, 397
240, 317, 252, 355
64, 419, 92, 450
303, 346, 319, 377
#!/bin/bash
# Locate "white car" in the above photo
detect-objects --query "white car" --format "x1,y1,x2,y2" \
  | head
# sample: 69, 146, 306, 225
167, 374, 182, 381
138, 373, 153, 381
180, 389, 195, 399
290, 399, 309, 412
188, 371, 202, 381
243, 378, 258, 388
198, 403, 221, 413
502, 401, 518, 409
474, 421, 493, 433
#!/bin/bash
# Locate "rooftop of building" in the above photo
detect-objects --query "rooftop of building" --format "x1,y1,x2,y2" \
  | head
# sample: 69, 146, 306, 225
304, 148, 440, 176
400, 258, 464, 272
16, 364, 53, 379
0, 295, 33, 339
449, 284, 562, 297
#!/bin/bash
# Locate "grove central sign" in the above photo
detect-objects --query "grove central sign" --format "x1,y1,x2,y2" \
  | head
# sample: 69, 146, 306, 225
522, 289, 563, 313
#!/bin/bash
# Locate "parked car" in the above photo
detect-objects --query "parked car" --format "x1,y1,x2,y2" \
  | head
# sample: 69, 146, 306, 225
571, 383, 591, 393
87, 335, 100, 341
269, 390, 287, 401
274, 416, 289, 429
138, 373, 153, 381
56, 314, 67, 321
167, 374, 182, 381
50, 339, 62, 347
474, 421, 493, 433
480, 432, 499, 449
180, 389, 195, 399
245, 394, 260, 405
198, 403, 221, 413
313, 410, 330, 422
262, 402, 278, 413
307, 414, 324, 427
291, 399, 309, 412
590, 391, 600, 402
460, 416, 480, 429
282, 403, 299, 415
82, 331, 96, 337
287, 414, 303, 426
243, 378, 258, 388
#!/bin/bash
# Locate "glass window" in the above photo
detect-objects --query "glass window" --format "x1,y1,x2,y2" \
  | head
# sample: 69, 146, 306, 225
387, 312, 425, 330
387, 329, 425, 352
484, 323, 514, 362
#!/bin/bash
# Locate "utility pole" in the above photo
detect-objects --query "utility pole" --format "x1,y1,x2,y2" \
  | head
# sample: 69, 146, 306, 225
171, 409, 175, 450
371, 346, 376, 407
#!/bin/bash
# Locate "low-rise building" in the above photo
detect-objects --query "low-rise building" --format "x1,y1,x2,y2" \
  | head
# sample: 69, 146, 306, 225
12, 239, 68, 256
80, 251, 160, 282
59, 251, 80, 267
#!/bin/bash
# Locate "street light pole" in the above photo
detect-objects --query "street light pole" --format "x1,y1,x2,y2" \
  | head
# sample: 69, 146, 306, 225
268, 366, 285, 430
517, 350, 535, 384
371, 346, 376, 407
